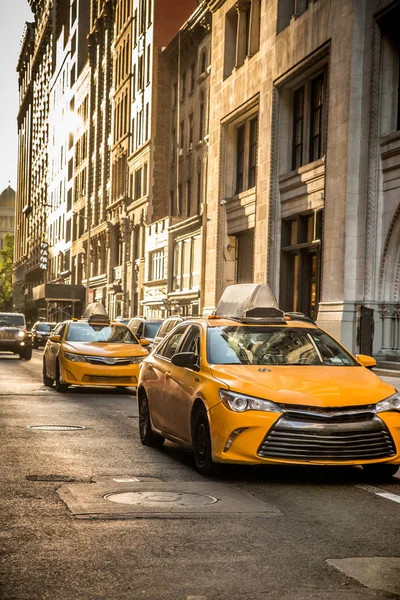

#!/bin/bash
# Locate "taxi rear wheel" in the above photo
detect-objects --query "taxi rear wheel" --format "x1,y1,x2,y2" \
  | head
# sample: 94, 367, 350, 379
363, 464, 399, 481
192, 405, 215, 476
55, 362, 69, 394
138, 392, 164, 447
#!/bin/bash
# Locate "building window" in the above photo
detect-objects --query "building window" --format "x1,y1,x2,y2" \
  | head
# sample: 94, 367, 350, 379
277, 0, 309, 34
179, 120, 184, 152
292, 87, 304, 170
235, 229, 254, 284
199, 92, 205, 141
149, 250, 164, 281
289, 71, 326, 170
190, 63, 195, 92
224, 0, 260, 78
200, 50, 207, 75
146, 45, 151, 84
134, 167, 142, 200
309, 74, 324, 162
189, 112, 194, 148
172, 235, 201, 291
280, 210, 322, 321
143, 162, 148, 196
235, 124, 245, 194
181, 71, 186, 101
248, 117, 258, 188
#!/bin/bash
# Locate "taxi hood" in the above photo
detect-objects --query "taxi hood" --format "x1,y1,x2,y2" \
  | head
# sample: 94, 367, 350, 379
63, 342, 148, 357
210, 364, 396, 407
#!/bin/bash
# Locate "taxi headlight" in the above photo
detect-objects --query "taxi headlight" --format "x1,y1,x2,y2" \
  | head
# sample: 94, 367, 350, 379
375, 392, 400, 413
64, 352, 87, 363
219, 389, 281, 413
131, 356, 145, 364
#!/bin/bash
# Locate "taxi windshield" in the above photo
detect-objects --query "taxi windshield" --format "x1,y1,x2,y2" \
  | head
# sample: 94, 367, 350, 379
207, 326, 357, 366
65, 323, 139, 344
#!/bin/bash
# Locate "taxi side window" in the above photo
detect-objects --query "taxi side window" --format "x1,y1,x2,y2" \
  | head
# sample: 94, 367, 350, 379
159, 325, 189, 360
181, 326, 201, 360
53, 323, 65, 337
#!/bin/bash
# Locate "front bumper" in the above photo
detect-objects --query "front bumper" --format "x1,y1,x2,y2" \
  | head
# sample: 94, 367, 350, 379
0, 339, 31, 353
208, 403, 400, 466
60, 359, 140, 387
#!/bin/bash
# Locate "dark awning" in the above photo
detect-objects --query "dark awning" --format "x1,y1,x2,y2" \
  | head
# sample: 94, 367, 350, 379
32, 283, 85, 302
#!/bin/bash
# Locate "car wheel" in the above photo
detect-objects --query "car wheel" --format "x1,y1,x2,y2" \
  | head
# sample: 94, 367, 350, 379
33, 342, 39, 350
42, 359, 54, 387
138, 392, 164, 447
363, 464, 399, 481
192, 405, 215, 476
55, 362, 69, 393
19, 348, 32, 361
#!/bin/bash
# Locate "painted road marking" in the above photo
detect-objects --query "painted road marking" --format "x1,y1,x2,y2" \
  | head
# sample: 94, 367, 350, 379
358, 484, 400, 505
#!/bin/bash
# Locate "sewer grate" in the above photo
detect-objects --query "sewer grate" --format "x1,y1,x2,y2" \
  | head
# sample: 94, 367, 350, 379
27, 425, 86, 431
104, 491, 218, 507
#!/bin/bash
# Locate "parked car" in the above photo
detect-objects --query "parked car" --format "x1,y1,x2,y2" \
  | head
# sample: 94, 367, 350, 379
0, 312, 32, 360
127, 317, 163, 351
31, 321, 57, 349
137, 283, 400, 480
153, 315, 187, 348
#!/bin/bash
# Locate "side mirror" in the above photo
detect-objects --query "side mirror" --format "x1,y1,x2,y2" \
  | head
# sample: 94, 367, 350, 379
356, 354, 377, 369
171, 352, 199, 370
49, 335, 61, 343
140, 339, 150, 347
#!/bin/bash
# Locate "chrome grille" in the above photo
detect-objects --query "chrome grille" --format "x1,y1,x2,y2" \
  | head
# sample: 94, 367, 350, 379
258, 409, 396, 462
276, 403, 376, 424
84, 356, 136, 366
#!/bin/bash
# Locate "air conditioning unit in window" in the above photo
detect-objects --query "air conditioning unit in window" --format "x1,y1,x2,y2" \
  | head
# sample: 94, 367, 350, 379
188, 143, 193, 151
179, 148, 184, 157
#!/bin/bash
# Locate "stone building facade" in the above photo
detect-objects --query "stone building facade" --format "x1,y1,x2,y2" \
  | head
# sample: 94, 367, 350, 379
0, 186, 16, 251
161, 2, 212, 318
13, 0, 54, 310
204, 0, 400, 356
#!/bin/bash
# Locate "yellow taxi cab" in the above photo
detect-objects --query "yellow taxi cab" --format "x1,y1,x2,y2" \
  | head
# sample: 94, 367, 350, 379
43, 304, 149, 393
137, 284, 400, 479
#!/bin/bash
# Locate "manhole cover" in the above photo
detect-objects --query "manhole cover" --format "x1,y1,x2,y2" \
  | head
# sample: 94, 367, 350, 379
104, 491, 218, 507
27, 425, 86, 431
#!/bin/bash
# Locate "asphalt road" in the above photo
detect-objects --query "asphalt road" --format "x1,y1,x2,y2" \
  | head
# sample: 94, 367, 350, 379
1, 349, 400, 600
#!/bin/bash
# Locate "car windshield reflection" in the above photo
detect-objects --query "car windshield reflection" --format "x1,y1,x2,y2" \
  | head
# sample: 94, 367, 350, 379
207, 326, 357, 366
65, 323, 139, 344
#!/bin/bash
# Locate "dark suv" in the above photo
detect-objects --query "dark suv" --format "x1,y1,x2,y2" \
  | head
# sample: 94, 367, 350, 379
31, 321, 57, 349
0, 313, 32, 360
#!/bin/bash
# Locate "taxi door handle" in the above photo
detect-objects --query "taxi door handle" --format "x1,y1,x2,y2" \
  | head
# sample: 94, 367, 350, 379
165, 371, 171, 379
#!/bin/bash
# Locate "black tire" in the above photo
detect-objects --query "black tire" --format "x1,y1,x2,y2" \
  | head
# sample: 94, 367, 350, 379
42, 359, 54, 387
192, 405, 215, 476
19, 348, 32, 361
55, 362, 69, 393
33, 341, 39, 350
363, 464, 399, 481
138, 392, 164, 447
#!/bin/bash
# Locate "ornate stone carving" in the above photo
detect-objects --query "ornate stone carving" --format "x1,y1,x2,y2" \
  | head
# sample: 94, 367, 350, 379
378, 203, 400, 301
267, 86, 280, 293
364, 22, 382, 301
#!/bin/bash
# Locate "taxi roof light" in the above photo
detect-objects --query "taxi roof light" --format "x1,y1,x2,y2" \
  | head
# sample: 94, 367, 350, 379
215, 284, 286, 324
82, 302, 111, 325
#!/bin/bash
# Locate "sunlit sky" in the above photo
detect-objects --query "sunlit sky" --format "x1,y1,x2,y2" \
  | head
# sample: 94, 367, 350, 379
0, 0, 33, 194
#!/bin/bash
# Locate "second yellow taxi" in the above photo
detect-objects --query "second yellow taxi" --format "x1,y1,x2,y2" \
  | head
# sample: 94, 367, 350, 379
43, 304, 149, 392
